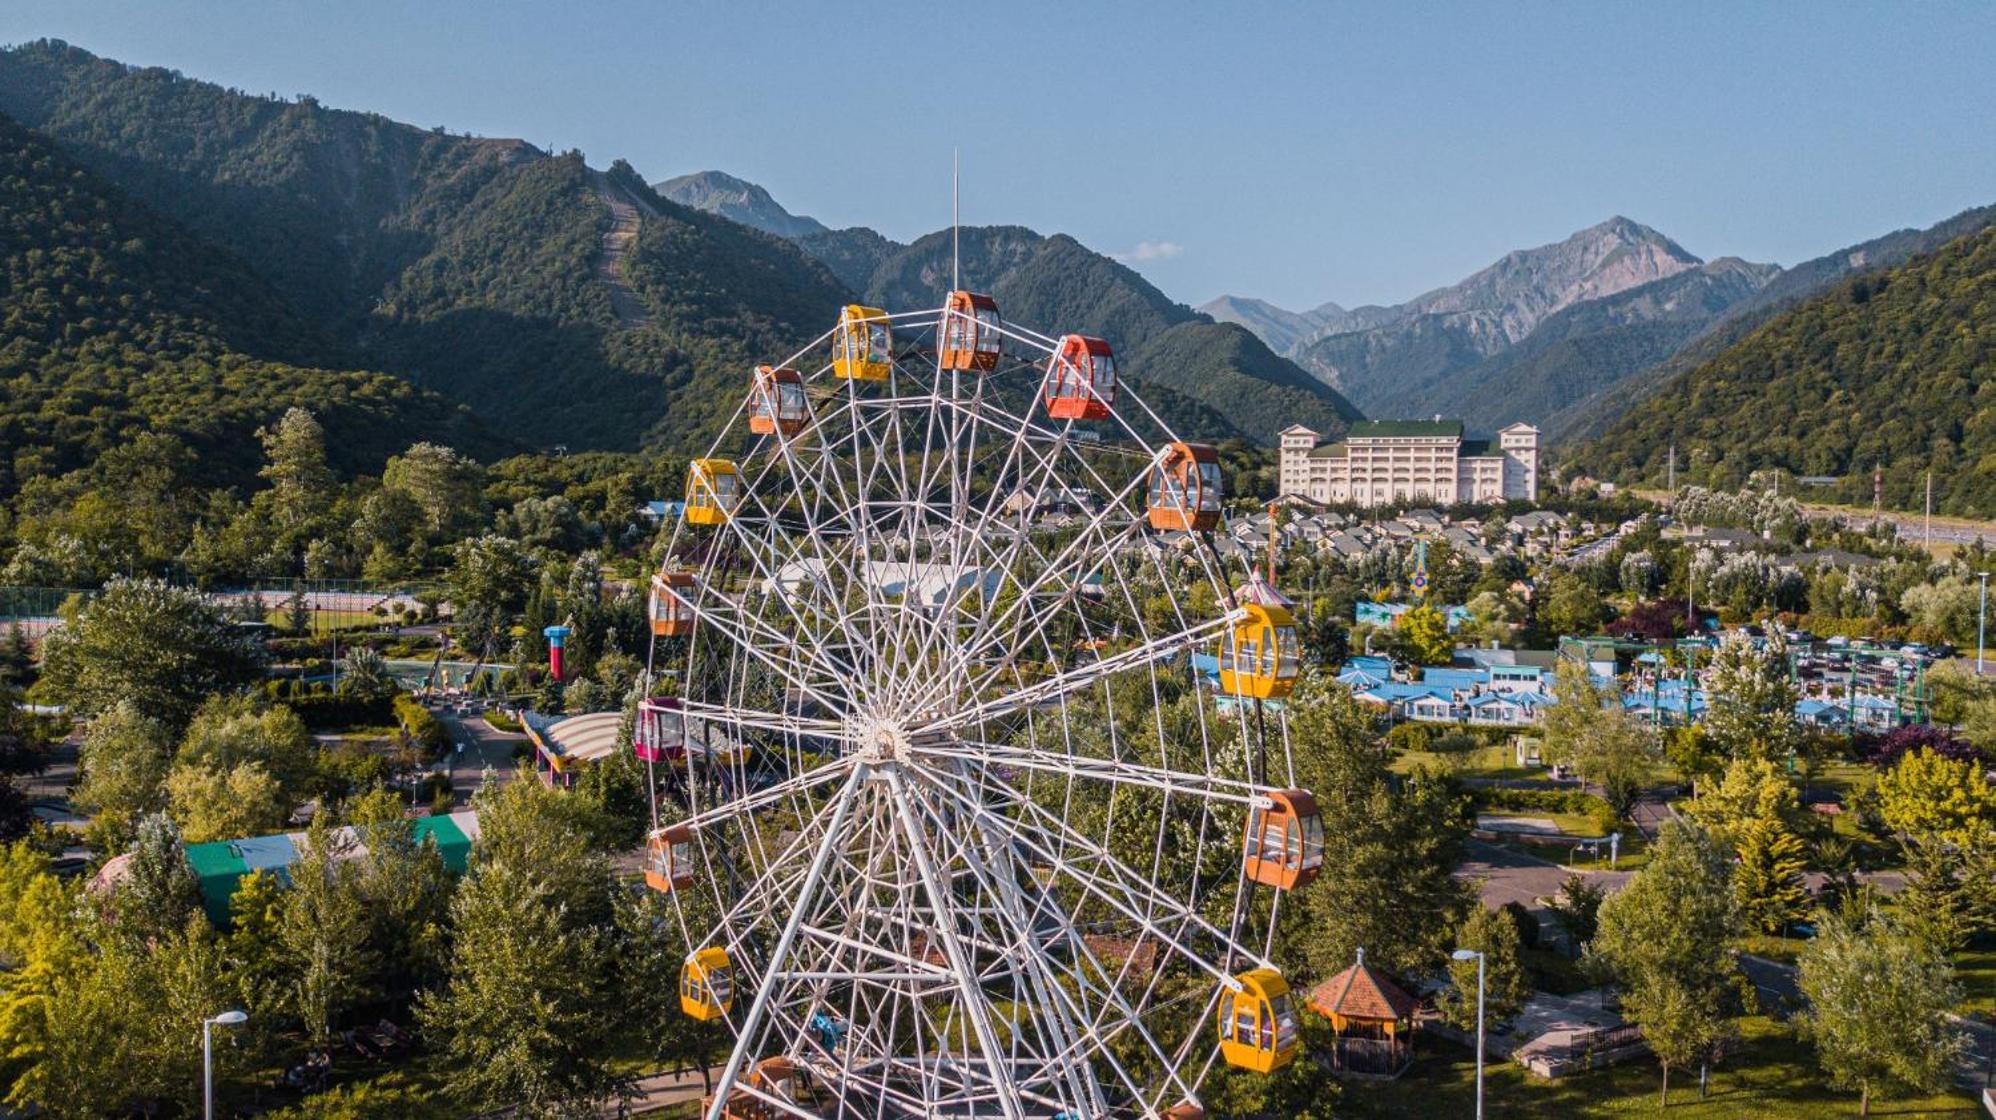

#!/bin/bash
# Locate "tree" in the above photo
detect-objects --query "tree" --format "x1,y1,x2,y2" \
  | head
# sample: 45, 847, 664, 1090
1874, 748, 1996, 849
1440, 906, 1529, 1030
71, 702, 175, 841
339, 646, 394, 701
166, 761, 289, 843
417, 777, 622, 1114
1591, 821, 1741, 1106
447, 535, 537, 650
1687, 758, 1805, 847
384, 442, 485, 537
1280, 679, 1476, 982
258, 408, 334, 533
349, 790, 454, 998
1541, 660, 1652, 816
1398, 604, 1454, 665
1548, 873, 1605, 949
280, 818, 372, 1042
117, 811, 201, 944
36, 579, 266, 730
1702, 630, 1799, 762
1538, 571, 1609, 638
1798, 906, 1966, 1116
1732, 814, 1809, 934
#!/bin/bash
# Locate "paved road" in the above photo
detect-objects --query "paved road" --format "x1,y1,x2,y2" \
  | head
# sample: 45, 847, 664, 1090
436, 706, 528, 807
1457, 837, 1631, 910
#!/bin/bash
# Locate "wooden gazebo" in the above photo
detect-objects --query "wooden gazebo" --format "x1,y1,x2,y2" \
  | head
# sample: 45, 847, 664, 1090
1307, 948, 1418, 1078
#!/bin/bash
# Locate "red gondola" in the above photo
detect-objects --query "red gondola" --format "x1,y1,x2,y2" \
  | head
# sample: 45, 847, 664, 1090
633, 697, 684, 763
1147, 442, 1223, 532
940, 291, 1003, 372
748, 365, 810, 437
1044, 334, 1116, 420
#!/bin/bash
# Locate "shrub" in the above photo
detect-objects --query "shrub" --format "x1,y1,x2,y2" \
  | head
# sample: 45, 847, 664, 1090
392, 694, 448, 757
1388, 722, 1433, 753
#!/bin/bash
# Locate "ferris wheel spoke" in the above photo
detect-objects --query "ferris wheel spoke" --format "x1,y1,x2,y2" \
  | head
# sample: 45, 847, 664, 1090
881, 768, 1032, 1120
916, 736, 1273, 808
927, 613, 1237, 733
903, 770, 1186, 1113
677, 754, 855, 834
910, 763, 1262, 988
703, 766, 868, 1120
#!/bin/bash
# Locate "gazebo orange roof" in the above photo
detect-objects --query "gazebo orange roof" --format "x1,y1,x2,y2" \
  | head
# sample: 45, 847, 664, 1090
1308, 952, 1418, 1024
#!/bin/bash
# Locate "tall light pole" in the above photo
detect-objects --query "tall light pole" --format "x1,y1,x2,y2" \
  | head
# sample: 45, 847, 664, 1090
1979, 571, 1990, 674
203, 1009, 247, 1120
1452, 948, 1486, 1120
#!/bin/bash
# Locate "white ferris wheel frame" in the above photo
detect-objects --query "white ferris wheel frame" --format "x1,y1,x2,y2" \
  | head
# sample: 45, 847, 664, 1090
642, 298, 1305, 1120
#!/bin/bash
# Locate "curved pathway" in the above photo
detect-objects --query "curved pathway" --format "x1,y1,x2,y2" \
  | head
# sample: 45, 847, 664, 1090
589, 171, 654, 330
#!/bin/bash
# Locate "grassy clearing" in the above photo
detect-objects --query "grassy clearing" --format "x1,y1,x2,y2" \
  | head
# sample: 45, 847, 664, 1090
263, 608, 387, 636
1342, 1016, 1979, 1118
1390, 744, 1534, 779
1953, 946, 1996, 1019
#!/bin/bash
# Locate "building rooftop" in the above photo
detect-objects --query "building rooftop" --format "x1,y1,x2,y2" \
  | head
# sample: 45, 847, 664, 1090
1309, 953, 1419, 1024
1307, 441, 1349, 459
1348, 419, 1465, 439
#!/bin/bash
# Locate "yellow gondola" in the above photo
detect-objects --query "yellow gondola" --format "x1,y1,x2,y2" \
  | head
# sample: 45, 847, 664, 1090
834, 304, 893, 381
1243, 789, 1324, 890
1218, 604, 1300, 700
680, 947, 734, 1021
1217, 969, 1299, 1073
686, 459, 742, 526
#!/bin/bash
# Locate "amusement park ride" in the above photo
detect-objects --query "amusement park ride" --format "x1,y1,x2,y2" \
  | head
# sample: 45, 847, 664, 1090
632, 287, 1322, 1119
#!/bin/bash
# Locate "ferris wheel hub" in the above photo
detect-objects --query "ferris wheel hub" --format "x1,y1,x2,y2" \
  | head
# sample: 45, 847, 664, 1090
852, 719, 911, 763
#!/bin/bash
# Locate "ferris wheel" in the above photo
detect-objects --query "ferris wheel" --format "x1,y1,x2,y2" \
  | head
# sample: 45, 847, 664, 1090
634, 291, 1324, 1120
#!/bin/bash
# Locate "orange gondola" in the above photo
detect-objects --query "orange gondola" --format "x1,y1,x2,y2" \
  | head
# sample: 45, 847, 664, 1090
1218, 604, 1300, 700
1243, 789, 1324, 890
644, 824, 695, 893
1044, 334, 1116, 420
1217, 969, 1299, 1073
940, 290, 1003, 372
748, 365, 810, 436
649, 570, 696, 637
1147, 442, 1223, 532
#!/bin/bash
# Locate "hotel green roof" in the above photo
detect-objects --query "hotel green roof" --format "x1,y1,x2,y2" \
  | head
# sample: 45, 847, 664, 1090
1347, 419, 1464, 438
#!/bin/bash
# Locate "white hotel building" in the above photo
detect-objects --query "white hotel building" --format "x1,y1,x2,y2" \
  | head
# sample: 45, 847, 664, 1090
1278, 420, 1539, 507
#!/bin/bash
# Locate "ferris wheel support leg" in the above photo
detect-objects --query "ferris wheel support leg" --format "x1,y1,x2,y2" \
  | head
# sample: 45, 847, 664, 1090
703, 765, 866, 1120
883, 768, 1032, 1120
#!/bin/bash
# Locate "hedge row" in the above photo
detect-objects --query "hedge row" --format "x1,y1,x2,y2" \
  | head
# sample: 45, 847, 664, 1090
393, 694, 449, 758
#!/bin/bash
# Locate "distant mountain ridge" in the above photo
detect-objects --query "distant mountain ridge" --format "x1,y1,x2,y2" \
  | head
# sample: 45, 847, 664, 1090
658, 169, 1365, 443
1557, 200, 1996, 442
655, 169, 830, 239
0, 39, 853, 455
1568, 220, 1996, 516
1207, 217, 1781, 435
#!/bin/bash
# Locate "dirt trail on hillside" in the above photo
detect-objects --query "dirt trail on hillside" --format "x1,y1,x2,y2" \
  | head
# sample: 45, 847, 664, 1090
589, 171, 654, 329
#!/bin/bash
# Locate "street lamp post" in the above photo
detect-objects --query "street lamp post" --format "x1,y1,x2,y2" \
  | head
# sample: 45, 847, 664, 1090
1452, 949, 1486, 1120
1979, 571, 1989, 674
202, 1010, 247, 1120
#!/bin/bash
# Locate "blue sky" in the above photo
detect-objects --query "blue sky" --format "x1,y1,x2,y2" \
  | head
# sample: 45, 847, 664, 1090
4, 1, 1993, 310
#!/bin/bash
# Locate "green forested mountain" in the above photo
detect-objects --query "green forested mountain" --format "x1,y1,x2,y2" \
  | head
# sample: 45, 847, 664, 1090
1570, 223, 1996, 515
663, 183, 1365, 443
0, 110, 476, 498
0, 40, 852, 453
1558, 202, 1996, 443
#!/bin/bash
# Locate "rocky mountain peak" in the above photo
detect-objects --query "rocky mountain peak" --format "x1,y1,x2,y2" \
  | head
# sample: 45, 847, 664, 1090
653, 169, 829, 239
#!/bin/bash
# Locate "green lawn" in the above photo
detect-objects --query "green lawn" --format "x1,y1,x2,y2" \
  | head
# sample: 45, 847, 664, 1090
1391, 744, 1534, 779
1953, 947, 1996, 1019
264, 608, 387, 636
1342, 1016, 1980, 1118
